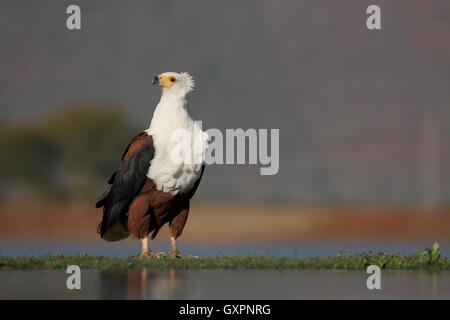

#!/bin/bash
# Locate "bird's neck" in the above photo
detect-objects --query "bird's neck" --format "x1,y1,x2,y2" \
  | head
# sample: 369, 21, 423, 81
147, 93, 191, 134
160, 91, 187, 108
161, 86, 188, 101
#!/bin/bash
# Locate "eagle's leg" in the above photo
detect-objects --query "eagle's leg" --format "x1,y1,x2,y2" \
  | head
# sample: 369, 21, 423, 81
168, 205, 198, 259
168, 236, 199, 259
139, 236, 165, 258
169, 236, 182, 258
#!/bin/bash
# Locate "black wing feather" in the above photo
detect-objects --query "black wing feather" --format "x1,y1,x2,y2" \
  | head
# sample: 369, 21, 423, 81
96, 133, 154, 237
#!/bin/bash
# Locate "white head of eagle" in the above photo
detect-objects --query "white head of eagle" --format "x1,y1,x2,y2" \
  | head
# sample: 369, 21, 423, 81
152, 71, 195, 97
96, 71, 208, 259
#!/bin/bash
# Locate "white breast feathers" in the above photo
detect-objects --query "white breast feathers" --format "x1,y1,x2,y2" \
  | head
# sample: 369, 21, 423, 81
146, 98, 208, 195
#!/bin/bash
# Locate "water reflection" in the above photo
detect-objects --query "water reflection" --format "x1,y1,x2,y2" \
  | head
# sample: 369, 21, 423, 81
99, 268, 184, 299
0, 269, 449, 299
92, 269, 450, 300
431, 272, 438, 299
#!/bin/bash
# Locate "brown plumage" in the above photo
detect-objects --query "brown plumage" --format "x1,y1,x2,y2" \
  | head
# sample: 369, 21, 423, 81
126, 177, 189, 240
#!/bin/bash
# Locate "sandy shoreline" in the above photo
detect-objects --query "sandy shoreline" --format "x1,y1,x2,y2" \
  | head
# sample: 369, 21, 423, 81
1, 203, 449, 242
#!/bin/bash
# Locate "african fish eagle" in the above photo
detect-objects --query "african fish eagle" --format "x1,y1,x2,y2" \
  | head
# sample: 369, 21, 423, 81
96, 72, 208, 258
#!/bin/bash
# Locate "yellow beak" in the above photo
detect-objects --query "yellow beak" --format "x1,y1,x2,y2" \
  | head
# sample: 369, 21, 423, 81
154, 74, 176, 88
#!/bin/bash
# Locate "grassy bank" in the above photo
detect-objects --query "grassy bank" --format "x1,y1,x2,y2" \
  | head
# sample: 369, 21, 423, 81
0, 244, 448, 271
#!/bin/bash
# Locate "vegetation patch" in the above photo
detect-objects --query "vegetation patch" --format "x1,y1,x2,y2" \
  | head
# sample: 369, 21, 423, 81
0, 244, 448, 271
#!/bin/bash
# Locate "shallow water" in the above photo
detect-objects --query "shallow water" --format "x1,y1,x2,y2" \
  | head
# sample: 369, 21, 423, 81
2, 240, 449, 258
0, 269, 449, 299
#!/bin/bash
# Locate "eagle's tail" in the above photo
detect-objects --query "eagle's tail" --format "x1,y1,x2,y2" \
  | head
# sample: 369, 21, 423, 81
96, 219, 130, 242
95, 189, 130, 242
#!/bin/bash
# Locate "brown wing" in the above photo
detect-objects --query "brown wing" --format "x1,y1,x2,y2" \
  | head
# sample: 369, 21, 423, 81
96, 132, 154, 238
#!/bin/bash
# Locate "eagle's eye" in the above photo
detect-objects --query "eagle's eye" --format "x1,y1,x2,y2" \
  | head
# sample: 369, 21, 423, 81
170, 77, 176, 82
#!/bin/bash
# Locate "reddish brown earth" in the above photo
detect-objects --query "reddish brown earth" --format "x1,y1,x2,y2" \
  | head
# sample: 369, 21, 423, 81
0, 203, 449, 243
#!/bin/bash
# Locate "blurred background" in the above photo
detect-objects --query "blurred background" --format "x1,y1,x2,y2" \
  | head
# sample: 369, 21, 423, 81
0, 0, 449, 257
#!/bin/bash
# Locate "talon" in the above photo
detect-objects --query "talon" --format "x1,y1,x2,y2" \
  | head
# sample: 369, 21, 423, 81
139, 250, 165, 259
180, 255, 199, 259
169, 250, 199, 259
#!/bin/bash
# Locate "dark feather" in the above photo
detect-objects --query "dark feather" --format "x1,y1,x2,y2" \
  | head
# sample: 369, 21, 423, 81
96, 132, 154, 238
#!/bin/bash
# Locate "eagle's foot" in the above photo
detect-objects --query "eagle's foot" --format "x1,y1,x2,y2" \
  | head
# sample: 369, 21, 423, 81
139, 250, 166, 259
182, 254, 200, 259
168, 249, 199, 259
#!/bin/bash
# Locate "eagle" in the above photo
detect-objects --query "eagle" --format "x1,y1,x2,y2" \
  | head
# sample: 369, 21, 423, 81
96, 72, 208, 258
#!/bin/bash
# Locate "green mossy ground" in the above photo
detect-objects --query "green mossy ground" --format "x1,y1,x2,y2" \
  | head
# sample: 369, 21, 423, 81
0, 244, 448, 271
